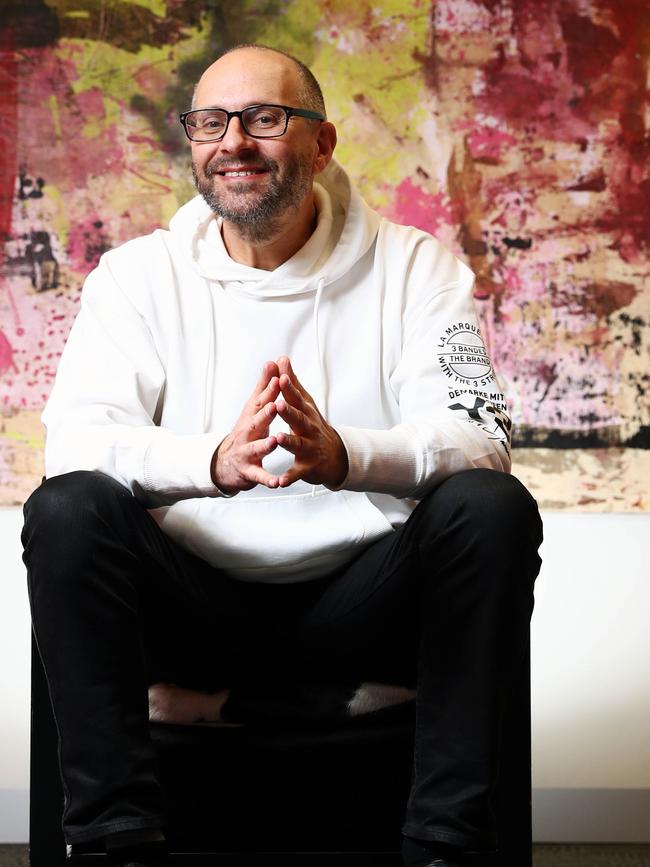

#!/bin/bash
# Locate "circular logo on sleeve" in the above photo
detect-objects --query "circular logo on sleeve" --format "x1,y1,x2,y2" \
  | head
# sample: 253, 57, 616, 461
437, 323, 494, 387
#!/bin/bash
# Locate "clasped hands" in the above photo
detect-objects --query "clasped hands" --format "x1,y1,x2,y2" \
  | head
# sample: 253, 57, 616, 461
211, 356, 348, 495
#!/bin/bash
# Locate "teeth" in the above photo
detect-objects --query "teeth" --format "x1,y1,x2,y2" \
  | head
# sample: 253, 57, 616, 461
223, 170, 260, 177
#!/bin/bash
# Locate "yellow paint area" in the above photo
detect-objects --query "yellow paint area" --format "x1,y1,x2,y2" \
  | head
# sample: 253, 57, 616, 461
41, 184, 69, 247
48, 93, 62, 142
46, 0, 167, 17
1, 428, 44, 449
239, 0, 323, 60
238, 0, 430, 195
63, 29, 206, 106
0, 411, 45, 505
128, 0, 168, 15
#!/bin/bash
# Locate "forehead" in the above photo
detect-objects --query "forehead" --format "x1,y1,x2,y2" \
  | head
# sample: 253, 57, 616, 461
194, 49, 302, 110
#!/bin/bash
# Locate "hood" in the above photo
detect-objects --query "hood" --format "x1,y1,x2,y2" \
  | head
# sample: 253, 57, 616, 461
167, 158, 382, 297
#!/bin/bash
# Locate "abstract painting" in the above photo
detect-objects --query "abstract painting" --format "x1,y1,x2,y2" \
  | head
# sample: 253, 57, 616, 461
1, 0, 648, 508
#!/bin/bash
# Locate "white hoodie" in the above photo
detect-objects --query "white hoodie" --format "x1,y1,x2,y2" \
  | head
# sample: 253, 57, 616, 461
42, 160, 511, 582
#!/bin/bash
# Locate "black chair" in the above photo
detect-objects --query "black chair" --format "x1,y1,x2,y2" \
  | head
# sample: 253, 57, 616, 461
30, 631, 532, 866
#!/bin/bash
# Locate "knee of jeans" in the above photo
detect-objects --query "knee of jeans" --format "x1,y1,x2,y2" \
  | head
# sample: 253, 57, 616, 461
420, 468, 543, 544
22, 472, 138, 605
22, 470, 131, 537
415, 471, 543, 601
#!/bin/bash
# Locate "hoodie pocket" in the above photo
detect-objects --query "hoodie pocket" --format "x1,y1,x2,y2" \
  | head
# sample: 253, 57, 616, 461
158, 488, 394, 582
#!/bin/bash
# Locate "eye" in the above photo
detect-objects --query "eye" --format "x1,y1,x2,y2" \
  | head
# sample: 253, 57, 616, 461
246, 106, 285, 130
255, 112, 276, 126
198, 113, 226, 131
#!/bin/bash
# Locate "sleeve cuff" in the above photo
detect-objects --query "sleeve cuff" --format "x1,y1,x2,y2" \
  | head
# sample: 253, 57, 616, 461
330, 425, 421, 495
143, 432, 229, 501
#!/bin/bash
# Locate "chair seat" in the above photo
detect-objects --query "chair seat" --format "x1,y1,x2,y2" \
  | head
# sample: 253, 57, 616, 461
154, 703, 416, 853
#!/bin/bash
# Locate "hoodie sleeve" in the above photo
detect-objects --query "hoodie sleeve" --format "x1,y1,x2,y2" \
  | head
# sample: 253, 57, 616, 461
42, 256, 223, 507
334, 230, 511, 498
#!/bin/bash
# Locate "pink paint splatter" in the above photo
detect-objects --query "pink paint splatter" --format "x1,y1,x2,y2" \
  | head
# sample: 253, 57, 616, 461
457, 122, 517, 162
74, 86, 105, 118
385, 178, 458, 236
133, 63, 168, 94
0, 330, 18, 376
67, 217, 108, 273
18, 49, 125, 190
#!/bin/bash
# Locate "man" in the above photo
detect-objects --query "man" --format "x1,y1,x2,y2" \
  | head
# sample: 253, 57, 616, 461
22, 45, 542, 867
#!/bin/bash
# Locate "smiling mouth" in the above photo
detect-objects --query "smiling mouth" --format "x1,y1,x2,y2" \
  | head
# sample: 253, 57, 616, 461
218, 168, 268, 177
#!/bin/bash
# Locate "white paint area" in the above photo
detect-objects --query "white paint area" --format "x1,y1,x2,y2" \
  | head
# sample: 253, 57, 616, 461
1, 507, 649, 841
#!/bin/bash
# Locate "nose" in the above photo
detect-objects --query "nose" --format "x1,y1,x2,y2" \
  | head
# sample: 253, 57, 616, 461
219, 114, 257, 153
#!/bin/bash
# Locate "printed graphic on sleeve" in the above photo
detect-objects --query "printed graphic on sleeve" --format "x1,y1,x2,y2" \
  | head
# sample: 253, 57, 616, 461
448, 396, 512, 455
437, 323, 495, 388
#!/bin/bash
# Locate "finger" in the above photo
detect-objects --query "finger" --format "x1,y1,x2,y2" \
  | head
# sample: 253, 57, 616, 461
278, 358, 310, 400
277, 355, 292, 377
277, 465, 302, 488
246, 401, 278, 438
275, 431, 305, 456
250, 361, 280, 400
279, 374, 311, 411
276, 398, 311, 434
244, 464, 280, 489
247, 436, 278, 460
252, 376, 280, 412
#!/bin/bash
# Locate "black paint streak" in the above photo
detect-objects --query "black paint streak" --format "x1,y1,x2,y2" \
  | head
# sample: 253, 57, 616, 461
18, 169, 45, 200
74, 220, 110, 270
503, 236, 533, 250
26, 231, 59, 290
513, 424, 650, 449
619, 313, 645, 353
0, 1, 59, 49
5, 230, 59, 291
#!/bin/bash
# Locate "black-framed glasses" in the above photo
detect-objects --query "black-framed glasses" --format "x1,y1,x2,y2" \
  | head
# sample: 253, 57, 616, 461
179, 103, 325, 142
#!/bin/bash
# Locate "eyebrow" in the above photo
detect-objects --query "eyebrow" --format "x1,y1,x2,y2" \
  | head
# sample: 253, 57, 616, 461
191, 102, 283, 111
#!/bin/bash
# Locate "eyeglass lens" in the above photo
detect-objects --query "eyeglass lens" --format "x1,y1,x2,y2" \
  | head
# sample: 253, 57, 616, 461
185, 105, 288, 141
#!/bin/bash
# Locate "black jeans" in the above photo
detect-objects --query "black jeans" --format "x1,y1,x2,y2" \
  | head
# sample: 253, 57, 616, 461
22, 468, 542, 851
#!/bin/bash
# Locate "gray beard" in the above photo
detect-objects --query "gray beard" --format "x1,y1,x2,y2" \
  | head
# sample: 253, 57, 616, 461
192, 152, 313, 244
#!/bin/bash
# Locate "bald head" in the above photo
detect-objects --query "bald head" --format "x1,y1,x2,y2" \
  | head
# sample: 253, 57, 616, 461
193, 45, 326, 118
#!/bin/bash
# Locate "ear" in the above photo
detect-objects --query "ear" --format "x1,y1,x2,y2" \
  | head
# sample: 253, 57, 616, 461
312, 121, 337, 175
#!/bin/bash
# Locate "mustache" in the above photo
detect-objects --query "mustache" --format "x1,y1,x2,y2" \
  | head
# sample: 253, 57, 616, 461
203, 155, 278, 177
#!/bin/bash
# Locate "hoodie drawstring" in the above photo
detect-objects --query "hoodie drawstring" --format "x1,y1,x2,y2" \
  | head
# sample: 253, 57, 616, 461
311, 276, 327, 497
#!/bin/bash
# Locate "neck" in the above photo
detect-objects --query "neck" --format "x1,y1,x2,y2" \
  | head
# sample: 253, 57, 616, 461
221, 194, 318, 271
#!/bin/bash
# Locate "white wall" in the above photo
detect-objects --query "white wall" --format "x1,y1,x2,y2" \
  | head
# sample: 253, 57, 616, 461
1, 507, 31, 843
531, 512, 650, 841
1, 507, 649, 843
532, 512, 650, 788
